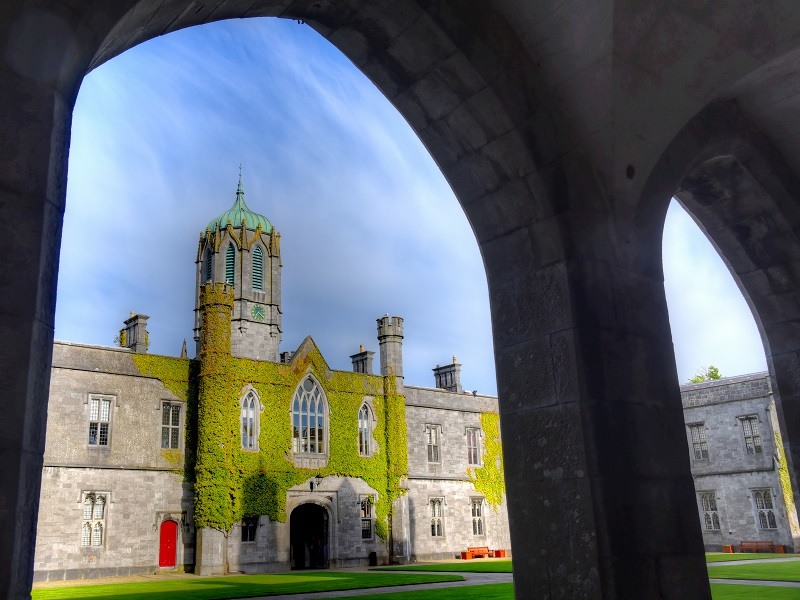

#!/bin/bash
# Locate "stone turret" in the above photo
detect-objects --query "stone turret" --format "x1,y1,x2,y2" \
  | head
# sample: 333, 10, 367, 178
377, 316, 403, 378
433, 356, 463, 392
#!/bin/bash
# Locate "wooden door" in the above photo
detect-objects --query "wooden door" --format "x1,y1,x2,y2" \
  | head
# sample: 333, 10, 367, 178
159, 520, 178, 567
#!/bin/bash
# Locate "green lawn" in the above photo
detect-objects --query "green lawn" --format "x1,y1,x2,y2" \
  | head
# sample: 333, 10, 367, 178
707, 553, 798, 563
331, 583, 800, 600
373, 560, 513, 573
711, 583, 800, 599
707, 560, 800, 582
32, 571, 463, 600
334, 583, 514, 600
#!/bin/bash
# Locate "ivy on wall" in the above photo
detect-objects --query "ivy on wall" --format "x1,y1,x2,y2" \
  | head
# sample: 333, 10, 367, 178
774, 430, 800, 536
132, 282, 409, 541
469, 412, 506, 509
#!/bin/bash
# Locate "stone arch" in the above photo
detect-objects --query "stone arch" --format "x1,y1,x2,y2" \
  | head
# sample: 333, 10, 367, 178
640, 100, 800, 521
287, 497, 335, 569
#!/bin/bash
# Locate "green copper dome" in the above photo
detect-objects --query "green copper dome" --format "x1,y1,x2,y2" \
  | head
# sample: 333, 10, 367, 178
206, 171, 273, 234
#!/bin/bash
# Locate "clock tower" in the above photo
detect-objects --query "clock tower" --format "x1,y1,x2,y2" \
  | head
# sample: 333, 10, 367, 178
194, 169, 282, 360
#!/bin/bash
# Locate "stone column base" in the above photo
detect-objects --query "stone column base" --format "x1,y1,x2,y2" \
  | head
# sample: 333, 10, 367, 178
195, 528, 227, 575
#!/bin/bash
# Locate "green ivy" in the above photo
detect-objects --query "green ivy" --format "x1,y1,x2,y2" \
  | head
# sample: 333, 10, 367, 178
133, 282, 409, 540
775, 430, 797, 525
468, 412, 506, 509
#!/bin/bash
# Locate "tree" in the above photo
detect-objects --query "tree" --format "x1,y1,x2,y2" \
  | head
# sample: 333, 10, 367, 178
689, 365, 723, 384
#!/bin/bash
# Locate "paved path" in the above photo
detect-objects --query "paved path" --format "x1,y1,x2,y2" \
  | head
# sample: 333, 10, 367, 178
710, 578, 800, 588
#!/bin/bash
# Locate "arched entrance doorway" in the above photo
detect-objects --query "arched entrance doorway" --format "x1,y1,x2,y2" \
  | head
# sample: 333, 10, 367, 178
290, 503, 328, 570
158, 520, 178, 568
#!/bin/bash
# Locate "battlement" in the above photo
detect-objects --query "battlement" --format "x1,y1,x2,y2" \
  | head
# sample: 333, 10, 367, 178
377, 315, 403, 338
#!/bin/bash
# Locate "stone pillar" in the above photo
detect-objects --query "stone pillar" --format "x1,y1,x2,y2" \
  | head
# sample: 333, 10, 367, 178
377, 316, 403, 378
433, 357, 462, 392
485, 208, 711, 598
350, 344, 375, 374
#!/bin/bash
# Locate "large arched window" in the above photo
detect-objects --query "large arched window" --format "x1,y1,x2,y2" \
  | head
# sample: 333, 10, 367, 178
225, 243, 235, 285
292, 377, 327, 454
358, 403, 373, 456
252, 245, 264, 291
204, 247, 213, 282
241, 391, 258, 450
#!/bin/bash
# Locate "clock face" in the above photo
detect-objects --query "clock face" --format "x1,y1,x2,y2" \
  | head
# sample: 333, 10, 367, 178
251, 304, 266, 322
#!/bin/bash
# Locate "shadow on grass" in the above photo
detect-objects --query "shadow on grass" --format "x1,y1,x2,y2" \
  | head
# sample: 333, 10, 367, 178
33, 571, 463, 600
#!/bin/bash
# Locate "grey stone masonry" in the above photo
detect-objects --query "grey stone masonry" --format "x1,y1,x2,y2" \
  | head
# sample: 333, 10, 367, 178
377, 316, 403, 378
350, 345, 375, 374
121, 313, 149, 353
682, 373, 800, 551
402, 385, 510, 561
433, 358, 463, 393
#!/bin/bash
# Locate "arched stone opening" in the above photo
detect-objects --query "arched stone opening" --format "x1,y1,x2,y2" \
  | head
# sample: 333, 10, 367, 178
2, 2, 568, 597
641, 101, 800, 543
289, 502, 331, 570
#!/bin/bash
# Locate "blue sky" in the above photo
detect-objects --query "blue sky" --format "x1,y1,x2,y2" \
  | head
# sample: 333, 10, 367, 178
56, 17, 766, 395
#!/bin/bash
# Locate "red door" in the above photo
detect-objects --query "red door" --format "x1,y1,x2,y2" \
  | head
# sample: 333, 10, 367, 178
159, 520, 178, 567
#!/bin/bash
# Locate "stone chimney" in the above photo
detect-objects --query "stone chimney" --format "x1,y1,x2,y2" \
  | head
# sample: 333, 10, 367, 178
120, 312, 150, 353
433, 355, 463, 393
377, 315, 403, 378
350, 344, 375, 374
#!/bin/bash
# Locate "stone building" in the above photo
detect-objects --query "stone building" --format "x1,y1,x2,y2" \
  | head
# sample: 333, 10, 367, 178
683, 374, 800, 552
33, 178, 510, 581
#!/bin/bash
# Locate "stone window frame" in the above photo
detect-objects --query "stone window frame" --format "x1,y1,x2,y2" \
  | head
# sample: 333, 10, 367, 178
466, 427, 482, 466
357, 402, 375, 457
698, 491, 720, 531
470, 497, 485, 536
240, 386, 262, 452
687, 422, 709, 460
752, 488, 778, 530
81, 491, 108, 548
291, 375, 329, 457
360, 494, 375, 540
429, 497, 445, 537
241, 516, 258, 543
738, 415, 763, 455
425, 424, 442, 464
161, 401, 182, 450
87, 394, 114, 448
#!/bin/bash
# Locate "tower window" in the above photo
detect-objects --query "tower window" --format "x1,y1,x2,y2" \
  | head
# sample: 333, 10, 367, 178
292, 377, 327, 455
253, 245, 264, 291
430, 498, 444, 537
225, 243, 235, 285
426, 425, 441, 463
204, 247, 213, 282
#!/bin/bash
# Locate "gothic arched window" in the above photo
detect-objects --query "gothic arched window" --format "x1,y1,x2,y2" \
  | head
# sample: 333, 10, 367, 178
225, 243, 235, 285
241, 392, 258, 450
252, 245, 264, 291
292, 377, 327, 454
204, 247, 213, 282
358, 403, 373, 456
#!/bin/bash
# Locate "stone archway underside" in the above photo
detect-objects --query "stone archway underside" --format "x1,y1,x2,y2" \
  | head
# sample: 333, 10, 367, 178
8, 2, 800, 598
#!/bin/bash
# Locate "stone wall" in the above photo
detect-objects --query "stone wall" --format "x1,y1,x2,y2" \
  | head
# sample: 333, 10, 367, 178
403, 385, 510, 560
682, 374, 794, 550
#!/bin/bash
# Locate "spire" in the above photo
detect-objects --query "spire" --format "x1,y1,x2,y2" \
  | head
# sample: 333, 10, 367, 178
180, 338, 188, 359
236, 164, 245, 205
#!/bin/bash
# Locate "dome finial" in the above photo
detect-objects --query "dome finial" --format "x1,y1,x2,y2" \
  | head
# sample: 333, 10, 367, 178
236, 164, 244, 201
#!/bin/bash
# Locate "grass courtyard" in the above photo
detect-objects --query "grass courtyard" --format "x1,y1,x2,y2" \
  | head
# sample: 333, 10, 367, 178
32, 571, 463, 600
32, 555, 800, 600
